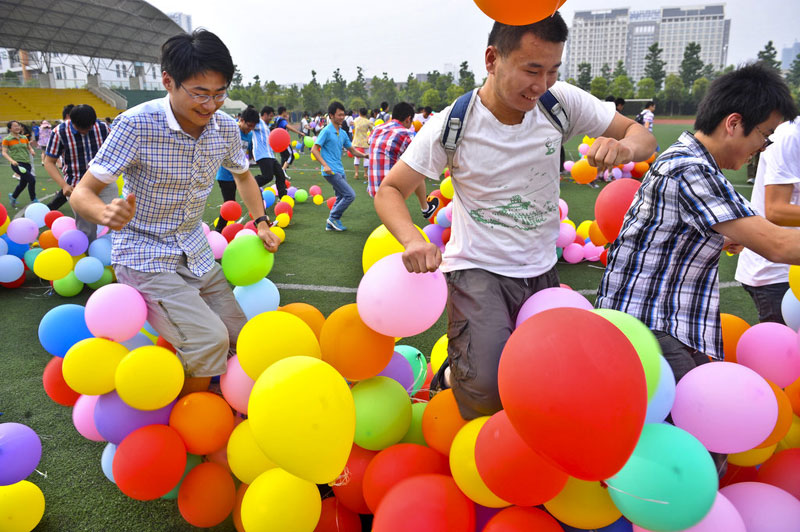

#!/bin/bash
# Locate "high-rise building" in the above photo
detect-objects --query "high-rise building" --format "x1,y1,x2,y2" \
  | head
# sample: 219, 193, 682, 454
782, 42, 800, 70
627, 10, 660, 82
658, 5, 729, 76
565, 9, 630, 82
168, 12, 193, 33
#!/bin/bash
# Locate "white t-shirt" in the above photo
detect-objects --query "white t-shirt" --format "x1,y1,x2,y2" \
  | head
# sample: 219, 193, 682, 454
642, 109, 654, 132
401, 81, 614, 278
735, 119, 800, 286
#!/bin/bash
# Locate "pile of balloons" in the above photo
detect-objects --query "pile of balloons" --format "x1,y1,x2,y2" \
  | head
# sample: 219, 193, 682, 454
564, 136, 657, 185
0, 422, 46, 532
416, 170, 454, 252
0, 202, 115, 296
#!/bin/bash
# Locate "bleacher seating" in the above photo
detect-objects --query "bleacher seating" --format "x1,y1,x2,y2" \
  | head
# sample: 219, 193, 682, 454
0, 88, 123, 124
113, 89, 167, 109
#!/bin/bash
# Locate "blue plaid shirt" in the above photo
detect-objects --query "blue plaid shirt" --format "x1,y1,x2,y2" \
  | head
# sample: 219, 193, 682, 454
596, 132, 755, 359
252, 118, 275, 160
88, 96, 248, 276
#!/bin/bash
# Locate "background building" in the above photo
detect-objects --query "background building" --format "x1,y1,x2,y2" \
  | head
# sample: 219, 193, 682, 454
659, 5, 729, 75
782, 41, 800, 70
565, 8, 630, 82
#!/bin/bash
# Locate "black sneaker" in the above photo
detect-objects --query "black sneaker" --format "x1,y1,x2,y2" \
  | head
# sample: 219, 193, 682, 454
429, 359, 450, 398
422, 197, 440, 219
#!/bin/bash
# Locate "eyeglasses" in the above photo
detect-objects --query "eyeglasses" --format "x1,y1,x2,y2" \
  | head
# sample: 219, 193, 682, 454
181, 85, 227, 104
754, 125, 774, 151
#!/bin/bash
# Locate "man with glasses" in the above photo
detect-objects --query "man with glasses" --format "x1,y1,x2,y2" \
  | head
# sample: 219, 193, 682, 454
71, 30, 279, 396
596, 63, 799, 385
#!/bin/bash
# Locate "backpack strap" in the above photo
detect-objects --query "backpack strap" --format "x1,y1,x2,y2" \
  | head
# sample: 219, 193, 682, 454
537, 89, 569, 141
441, 88, 479, 173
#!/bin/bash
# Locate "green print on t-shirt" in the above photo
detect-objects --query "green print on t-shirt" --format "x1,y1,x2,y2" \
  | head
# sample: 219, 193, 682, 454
469, 195, 557, 231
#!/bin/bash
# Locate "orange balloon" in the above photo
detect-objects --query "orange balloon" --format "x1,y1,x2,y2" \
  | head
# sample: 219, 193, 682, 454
422, 389, 468, 456
280, 302, 326, 341
38, 229, 58, 249
484, 506, 563, 532
233, 482, 248, 532
786, 377, 800, 416
177, 462, 236, 528
757, 381, 794, 448
320, 304, 395, 381
588, 221, 609, 247
473, 0, 567, 25
631, 161, 650, 178
570, 158, 598, 184
646, 151, 658, 164
721, 313, 750, 363
169, 392, 235, 455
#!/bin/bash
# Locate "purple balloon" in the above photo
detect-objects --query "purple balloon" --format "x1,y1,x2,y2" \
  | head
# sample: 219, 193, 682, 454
94, 391, 175, 444
474, 505, 502, 531
515, 287, 593, 328
720, 482, 800, 532
422, 223, 445, 251
287, 186, 298, 197
377, 351, 415, 393
0, 422, 42, 485
58, 229, 89, 256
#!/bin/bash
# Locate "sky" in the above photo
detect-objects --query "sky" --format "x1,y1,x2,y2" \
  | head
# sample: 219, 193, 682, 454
147, 0, 800, 86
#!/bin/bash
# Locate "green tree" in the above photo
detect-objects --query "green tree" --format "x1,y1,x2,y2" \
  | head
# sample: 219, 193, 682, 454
348, 96, 368, 112
577, 62, 592, 90
679, 42, 704, 88
458, 61, 476, 92
787, 54, 800, 87
664, 74, 684, 115
301, 70, 324, 112
691, 77, 710, 105
700, 64, 715, 81
324, 68, 347, 103
590, 76, 609, 99
283, 84, 300, 111
757, 41, 782, 71
420, 88, 442, 110
612, 60, 628, 79
346, 66, 369, 104
644, 42, 666, 91
369, 73, 398, 108
566, 77, 577, 86
400, 74, 423, 105
445, 84, 463, 104
636, 77, 656, 99
264, 80, 281, 107
231, 64, 243, 89
610, 75, 634, 99
600, 63, 612, 84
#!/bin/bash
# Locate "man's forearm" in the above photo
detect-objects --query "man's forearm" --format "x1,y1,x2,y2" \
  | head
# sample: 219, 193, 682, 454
622, 125, 658, 162
43, 158, 67, 188
234, 171, 267, 219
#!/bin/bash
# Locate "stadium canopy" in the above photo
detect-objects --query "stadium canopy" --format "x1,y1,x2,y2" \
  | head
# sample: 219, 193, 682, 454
0, 0, 184, 64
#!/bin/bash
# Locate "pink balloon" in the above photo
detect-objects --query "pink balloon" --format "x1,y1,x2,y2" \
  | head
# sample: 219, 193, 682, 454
73, 394, 105, 442
563, 160, 574, 173
721, 482, 800, 532
515, 287, 593, 328
202, 222, 211, 235
583, 243, 601, 261
556, 223, 577, 248
578, 143, 590, 156
736, 322, 800, 387
633, 492, 745, 532
6, 218, 39, 244
309, 185, 322, 196
672, 362, 777, 453
611, 167, 623, 179
356, 252, 448, 338
207, 230, 228, 259
558, 199, 568, 220
51, 216, 77, 239
562, 243, 584, 264
85, 283, 148, 342
233, 228, 257, 239
220, 356, 254, 414
622, 162, 636, 172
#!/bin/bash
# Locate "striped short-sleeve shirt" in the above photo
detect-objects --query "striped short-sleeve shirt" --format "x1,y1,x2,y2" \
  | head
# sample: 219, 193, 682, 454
595, 131, 756, 359
88, 96, 248, 276
46, 120, 109, 185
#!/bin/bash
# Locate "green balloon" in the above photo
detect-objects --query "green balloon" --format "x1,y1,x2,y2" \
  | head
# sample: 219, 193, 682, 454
593, 308, 662, 399
394, 345, 427, 395
88, 267, 114, 290
294, 189, 309, 203
161, 454, 202, 500
607, 423, 718, 531
53, 271, 84, 297
303, 136, 314, 148
352, 376, 412, 451
399, 401, 427, 446
221, 234, 275, 287
23, 247, 43, 270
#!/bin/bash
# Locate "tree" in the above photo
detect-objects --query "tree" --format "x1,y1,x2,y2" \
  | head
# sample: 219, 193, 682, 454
600, 63, 612, 84
231, 64, 243, 89
566, 77, 577, 86
420, 88, 441, 110
787, 54, 800, 87
757, 41, 782, 72
346, 66, 369, 104
644, 42, 666, 91
348, 96, 368, 112
369, 72, 398, 108
700, 64, 715, 81
445, 84, 463, 104
283, 84, 301, 111
264, 80, 281, 107
577, 62, 592, 91
636, 77, 656, 99
590, 77, 609, 100
610, 75, 634, 99
612, 60, 628, 79
324, 68, 347, 103
400, 74, 423, 105
679, 42, 704, 88
458, 61, 476, 92
691, 77, 710, 105
301, 70, 324, 112
664, 74, 684, 115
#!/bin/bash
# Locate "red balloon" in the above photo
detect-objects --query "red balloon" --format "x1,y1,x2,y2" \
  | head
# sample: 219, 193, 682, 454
332, 445, 378, 514
44, 209, 63, 228
314, 497, 361, 532
594, 178, 641, 242
326, 197, 336, 210
269, 128, 291, 152
42, 356, 81, 406
373, 474, 475, 532
474, 410, 568, 506
221, 222, 244, 243
220, 201, 242, 222
156, 335, 176, 353
363, 443, 450, 513
427, 189, 450, 207
177, 462, 236, 527
757, 448, 800, 500
112, 425, 187, 500
274, 201, 293, 219
497, 308, 647, 481
483, 506, 562, 532
720, 464, 759, 488
243, 220, 256, 232
600, 248, 608, 267
441, 227, 451, 245
0, 203, 6, 225
0, 272, 25, 288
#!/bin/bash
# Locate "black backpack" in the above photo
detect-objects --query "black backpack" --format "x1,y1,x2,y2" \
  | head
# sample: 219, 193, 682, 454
635, 110, 646, 125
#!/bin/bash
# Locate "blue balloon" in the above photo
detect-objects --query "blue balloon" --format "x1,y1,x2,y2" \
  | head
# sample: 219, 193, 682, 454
142, 320, 158, 336
74, 256, 105, 284
101, 442, 116, 483
0, 254, 24, 283
435, 208, 451, 228
781, 288, 800, 331
262, 189, 276, 208
120, 332, 154, 350
0, 237, 7, 256
233, 278, 280, 320
38, 304, 94, 357
88, 235, 112, 266
1, 233, 29, 258
23, 247, 43, 270
560, 516, 633, 532
644, 355, 676, 424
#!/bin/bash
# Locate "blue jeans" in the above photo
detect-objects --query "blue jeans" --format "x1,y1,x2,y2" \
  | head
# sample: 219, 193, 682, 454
742, 282, 789, 325
323, 172, 354, 221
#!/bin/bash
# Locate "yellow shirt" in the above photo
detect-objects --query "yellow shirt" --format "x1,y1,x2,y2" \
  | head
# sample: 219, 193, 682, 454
352, 116, 373, 148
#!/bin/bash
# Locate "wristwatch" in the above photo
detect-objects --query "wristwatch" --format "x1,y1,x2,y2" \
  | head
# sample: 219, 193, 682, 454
254, 215, 271, 227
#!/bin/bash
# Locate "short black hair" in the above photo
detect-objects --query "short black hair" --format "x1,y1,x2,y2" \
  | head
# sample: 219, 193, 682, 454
380, 101, 389, 110
241, 107, 259, 124
391, 102, 415, 122
615, 97, 626, 107
69, 104, 97, 130
645, 101, 655, 109
416, 106, 424, 112
160, 29, 234, 87
328, 101, 345, 116
488, 13, 568, 57
605, 95, 615, 102
695, 63, 798, 135
359, 107, 368, 116
260, 105, 274, 116
277, 106, 287, 115
62, 104, 75, 120
7, 120, 19, 129
424, 106, 432, 114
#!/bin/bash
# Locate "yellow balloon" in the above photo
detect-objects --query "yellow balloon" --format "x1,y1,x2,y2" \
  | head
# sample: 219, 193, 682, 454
114, 345, 185, 410
789, 266, 800, 301
430, 334, 448, 374
413, 120, 422, 132
269, 225, 286, 243
116, 175, 124, 196
71, 253, 86, 267
374, 119, 385, 126
227, 420, 277, 484
562, 218, 576, 229
728, 443, 777, 467
280, 196, 295, 207
313, 194, 324, 205
237, 311, 321, 380
293, 152, 300, 160
291, 140, 298, 147
449, 417, 510, 508
0, 215, 9, 235
275, 213, 290, 228
0, 480, 45, 532
440, 177, 454, 200
33, 247, 73, 281
544, 477, 621, 529
576, 220, 593, 242
241, 468, 321, 532
778, 414, 800, 450
310, 153, 317, 161
213, 217, 232, 228
362, 224, 430, 273
63, 338, 129, 395
248, 356, 355, 484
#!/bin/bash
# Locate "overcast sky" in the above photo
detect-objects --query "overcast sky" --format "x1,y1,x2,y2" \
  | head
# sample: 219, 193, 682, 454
148, 0, 800, 86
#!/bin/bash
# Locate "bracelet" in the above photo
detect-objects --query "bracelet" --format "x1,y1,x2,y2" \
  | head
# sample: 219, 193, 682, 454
254, 215, 270, 227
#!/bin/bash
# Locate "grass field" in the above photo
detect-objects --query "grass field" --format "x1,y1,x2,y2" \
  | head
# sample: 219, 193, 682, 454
0, 122, 759, 531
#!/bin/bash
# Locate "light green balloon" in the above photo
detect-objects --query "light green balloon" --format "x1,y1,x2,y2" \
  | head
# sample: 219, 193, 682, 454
53, 271, 84, 297
303, 136, 314, 148
87, 267, 114, 290
394, 345, 427, 395
399, 401, 427, 446
294, 189, 309, 203
352, 377, 412, 451
23, 247, 43, 270
593, 308, 661, 399
161, 454, 202, 500
221, 234, 275, 287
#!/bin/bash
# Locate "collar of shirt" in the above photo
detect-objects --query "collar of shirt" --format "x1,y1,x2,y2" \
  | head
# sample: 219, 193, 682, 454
162, 95, 219, 137
676, 131, 722, 174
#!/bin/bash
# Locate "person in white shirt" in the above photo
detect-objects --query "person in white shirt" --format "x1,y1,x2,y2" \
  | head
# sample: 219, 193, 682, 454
735, 118, 800, 324
374, 14, 656, 419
